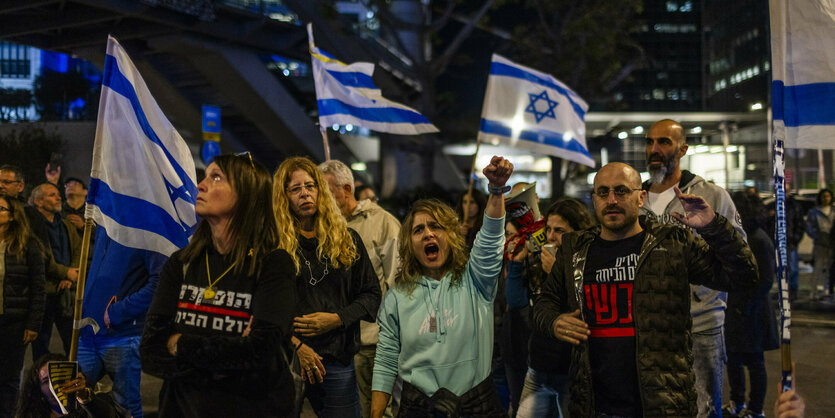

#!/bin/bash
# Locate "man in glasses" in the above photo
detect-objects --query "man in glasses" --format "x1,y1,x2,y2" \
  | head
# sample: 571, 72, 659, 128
533, 162, 757, 418
643, 119, 745, 418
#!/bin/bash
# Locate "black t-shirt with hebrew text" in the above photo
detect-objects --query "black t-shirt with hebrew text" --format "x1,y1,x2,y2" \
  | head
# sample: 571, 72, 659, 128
583, 231, 645, 417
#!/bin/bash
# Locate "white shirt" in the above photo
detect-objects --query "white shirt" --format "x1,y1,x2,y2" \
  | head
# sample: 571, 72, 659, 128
646, 187, 677, 216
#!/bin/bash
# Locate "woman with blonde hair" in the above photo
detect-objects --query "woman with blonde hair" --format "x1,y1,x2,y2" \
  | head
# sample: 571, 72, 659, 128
273, 156, 379, 417
371, 156, 513, 418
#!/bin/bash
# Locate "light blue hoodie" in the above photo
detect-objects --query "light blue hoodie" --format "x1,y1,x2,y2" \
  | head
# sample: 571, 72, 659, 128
372, 214, 504, 397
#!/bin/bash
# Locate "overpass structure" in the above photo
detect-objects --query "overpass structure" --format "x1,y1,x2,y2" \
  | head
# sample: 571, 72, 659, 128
0, 0, 421, 171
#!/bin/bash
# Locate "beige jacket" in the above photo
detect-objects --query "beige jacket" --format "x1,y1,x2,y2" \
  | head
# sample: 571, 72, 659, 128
346, 199, 401, 346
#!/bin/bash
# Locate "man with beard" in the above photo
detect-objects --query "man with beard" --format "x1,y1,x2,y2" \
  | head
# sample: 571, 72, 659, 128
643, 119, 745, 418
534, 162, 757, 417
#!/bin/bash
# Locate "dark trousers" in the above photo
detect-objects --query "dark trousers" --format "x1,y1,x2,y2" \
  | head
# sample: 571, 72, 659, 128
0, 318, 26, 418
727, 351, 767, 413
500, 307, 532, 417
32, 294, 72, 361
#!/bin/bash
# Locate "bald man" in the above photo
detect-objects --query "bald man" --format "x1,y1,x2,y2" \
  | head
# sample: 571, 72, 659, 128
644, 119, 746, 418
533, 163, 757, 417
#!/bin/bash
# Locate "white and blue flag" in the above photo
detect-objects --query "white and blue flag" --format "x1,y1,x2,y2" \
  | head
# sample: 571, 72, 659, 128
86, 36, 198, 257
478, 54, 593, 167
770, 0, 835, 149
308, 25, 438, 135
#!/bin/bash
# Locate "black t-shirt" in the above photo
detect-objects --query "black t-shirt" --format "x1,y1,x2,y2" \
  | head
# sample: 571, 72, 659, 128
583, 231, 645, 417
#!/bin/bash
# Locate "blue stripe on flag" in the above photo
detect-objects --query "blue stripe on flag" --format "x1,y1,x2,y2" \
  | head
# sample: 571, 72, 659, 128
479, 118, 592, 158
490, 62, 587, 119
772, 80, 835, 127
317, 99, 432, 124
102, 54, 197, 204
88, 178, 192, 248
326, 70, 377, 89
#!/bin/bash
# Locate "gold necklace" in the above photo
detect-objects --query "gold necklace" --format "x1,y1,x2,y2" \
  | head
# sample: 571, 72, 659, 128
204, 252, 237, 300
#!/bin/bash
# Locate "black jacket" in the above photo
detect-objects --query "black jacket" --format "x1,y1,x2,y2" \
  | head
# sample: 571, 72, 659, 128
726, 227, 779, 353
1, 241, 45, 331
294, 229, 381, 365
533, 214, 758, 417
141, 248, 297, 417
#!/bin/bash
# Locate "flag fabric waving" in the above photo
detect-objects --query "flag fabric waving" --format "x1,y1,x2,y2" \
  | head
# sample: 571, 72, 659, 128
308, 24, 438, 135
770, 0, 835, 149
86, 36, 198, 257
478, 54, 593, 167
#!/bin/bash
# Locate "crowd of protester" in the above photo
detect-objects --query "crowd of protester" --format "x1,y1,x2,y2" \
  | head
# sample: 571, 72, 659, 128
0, 118, 812, 418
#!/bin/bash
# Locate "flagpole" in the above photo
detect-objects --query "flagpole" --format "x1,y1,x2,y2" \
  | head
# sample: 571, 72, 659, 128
321, 129, 331, 161
462, 136, 483, 226
68, 219, 94, 361
773, 132, 793, 392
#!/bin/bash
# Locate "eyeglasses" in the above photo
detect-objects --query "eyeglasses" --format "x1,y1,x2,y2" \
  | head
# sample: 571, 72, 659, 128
592, 186, 642, 199
287, 182, 318, 196
0, 179, 20, 186
235, 151, 255, 169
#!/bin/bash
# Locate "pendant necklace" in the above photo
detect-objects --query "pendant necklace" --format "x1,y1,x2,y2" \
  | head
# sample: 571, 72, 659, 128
298, 250, 329, 286
205, 252, 237, 300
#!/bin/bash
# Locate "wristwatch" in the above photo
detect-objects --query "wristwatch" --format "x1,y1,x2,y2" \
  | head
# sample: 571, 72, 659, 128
488, 183, 511, 196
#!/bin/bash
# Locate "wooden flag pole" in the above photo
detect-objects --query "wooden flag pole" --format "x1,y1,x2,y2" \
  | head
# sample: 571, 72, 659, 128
462, 136, 483, 226
69, 219, 94, 361
321, 129, 331, 161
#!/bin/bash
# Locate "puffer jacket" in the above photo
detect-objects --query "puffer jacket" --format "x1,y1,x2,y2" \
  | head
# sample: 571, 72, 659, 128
1, 241, 46, 331
533, 214, 758, 417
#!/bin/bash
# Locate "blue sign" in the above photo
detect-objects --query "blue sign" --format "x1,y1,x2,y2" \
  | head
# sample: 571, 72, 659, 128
202, 105, 221, 140
201, 140, 221, 165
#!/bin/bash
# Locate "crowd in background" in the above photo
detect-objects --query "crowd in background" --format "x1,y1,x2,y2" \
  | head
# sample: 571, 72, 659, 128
0, 119, 814, 418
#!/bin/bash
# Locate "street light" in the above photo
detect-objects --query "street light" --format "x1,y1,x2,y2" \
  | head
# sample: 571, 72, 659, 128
751, 102, 763, 110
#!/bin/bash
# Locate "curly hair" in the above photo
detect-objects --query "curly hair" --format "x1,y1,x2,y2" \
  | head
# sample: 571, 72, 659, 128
16, 352, 66, 418
273, 156, 357, 273
0, 196, 29, 261
179, 154, 279, 276
396, 199, 469, 294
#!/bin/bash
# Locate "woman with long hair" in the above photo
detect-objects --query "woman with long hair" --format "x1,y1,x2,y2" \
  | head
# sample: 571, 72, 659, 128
517, 197, 596, 418
140, 154, 296, 417
371, 156, 513, 418
272, 156, 380, 417
16, 353, 123, 418
456, 190, 487, 249
805, 188, 835, 300
0, 196, 45, 417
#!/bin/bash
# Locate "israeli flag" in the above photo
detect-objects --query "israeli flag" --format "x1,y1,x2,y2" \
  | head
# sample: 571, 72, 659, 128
478, 54, 593, 167
308, 24, 439, 135
86, 36, 198, 256
770, 0, 835, 149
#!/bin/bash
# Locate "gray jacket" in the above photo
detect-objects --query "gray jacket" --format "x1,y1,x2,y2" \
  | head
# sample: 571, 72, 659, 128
641, 170, 745, 332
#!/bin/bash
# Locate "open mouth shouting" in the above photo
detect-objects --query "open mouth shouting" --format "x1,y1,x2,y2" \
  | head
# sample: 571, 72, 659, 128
424, 242, 440, 262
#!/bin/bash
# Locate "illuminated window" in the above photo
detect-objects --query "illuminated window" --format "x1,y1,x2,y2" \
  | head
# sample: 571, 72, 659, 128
0, 42, 30, 79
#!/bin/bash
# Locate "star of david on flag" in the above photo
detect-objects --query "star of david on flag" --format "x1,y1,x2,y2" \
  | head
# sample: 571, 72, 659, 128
526, 91, 558, 123
478, 54, 593, 167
